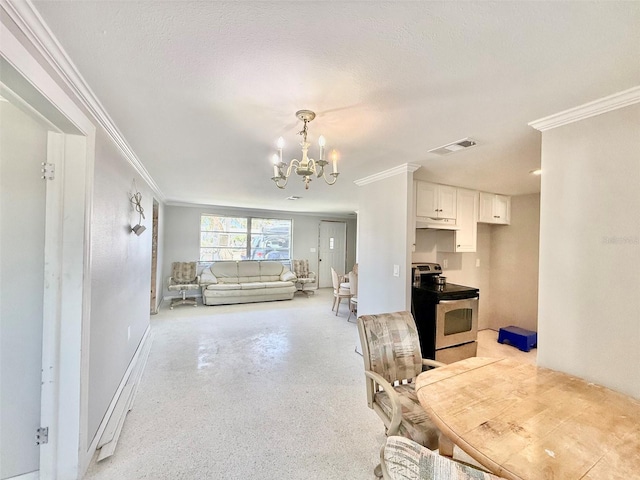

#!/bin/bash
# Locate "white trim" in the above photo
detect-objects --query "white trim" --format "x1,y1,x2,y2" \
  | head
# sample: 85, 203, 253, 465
165, 200, 357, 219
1, 12, 95, 480
6, 471, 39, 480
84, 327, 153, 466
0, 81, 61, 132
2, 0, 165, 202
0, 13, 91, 135
40, 132, 65, 480
354, 163, 421, 187
529, 86, 640, 131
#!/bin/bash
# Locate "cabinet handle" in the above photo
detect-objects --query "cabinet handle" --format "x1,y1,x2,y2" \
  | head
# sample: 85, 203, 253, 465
494, 215, 500, 218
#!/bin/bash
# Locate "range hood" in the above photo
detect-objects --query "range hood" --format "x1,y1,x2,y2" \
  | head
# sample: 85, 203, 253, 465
415, 216, 460, 230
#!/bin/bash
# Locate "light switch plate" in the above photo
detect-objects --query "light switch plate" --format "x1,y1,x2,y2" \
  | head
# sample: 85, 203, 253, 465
310, 247, 316, 252
393, 265, 400, 277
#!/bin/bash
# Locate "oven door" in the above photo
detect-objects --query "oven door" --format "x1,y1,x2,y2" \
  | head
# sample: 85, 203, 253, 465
435, 297, 478, 349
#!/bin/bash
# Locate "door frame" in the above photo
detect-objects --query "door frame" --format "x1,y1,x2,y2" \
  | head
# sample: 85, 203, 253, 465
150, 199, 159, 314
1, 8, 96, 479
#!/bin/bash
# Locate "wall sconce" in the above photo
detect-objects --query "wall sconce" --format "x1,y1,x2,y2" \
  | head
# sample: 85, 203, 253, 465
130, 180, 146, 236
132, 224, 146, 236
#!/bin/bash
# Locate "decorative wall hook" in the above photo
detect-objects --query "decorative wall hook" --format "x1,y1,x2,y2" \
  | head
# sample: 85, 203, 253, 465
130, 179, 146, 236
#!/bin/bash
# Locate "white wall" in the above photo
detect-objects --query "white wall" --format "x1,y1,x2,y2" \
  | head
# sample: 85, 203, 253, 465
358, 171, 413, 316
489, 194, 540, 331
87, 129, 156, 440
537, 103, 640, 398
2, 8, 164, 477
162, 204, 356, 300
0, 101, 48, 479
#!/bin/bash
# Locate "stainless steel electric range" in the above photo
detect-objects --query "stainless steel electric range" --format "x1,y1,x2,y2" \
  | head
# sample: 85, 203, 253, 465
411, 263, 479, 364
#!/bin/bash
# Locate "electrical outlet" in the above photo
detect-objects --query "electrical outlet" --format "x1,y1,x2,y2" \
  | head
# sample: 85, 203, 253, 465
393, 264, 400, 277
443, 259, 448, 269
476, 258, 481, 267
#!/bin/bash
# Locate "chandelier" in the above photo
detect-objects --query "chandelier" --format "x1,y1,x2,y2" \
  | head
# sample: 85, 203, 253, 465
271, 110, 339, 190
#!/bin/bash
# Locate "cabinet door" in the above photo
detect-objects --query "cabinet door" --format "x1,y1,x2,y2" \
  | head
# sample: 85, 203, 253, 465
493, 195, 510, 224
478, 192, 495, 223
478, 192, 511, 224
438, 185, 457, 220
416, 181, 438, 217
454, 189, 478, 251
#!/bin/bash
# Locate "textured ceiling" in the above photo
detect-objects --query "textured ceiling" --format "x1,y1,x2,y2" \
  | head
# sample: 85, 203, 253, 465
32, 1, 640, 214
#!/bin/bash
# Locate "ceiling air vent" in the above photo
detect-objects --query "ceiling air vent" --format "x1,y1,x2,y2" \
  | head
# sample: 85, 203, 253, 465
428, 138, 477, 156
286, 196, 301, 201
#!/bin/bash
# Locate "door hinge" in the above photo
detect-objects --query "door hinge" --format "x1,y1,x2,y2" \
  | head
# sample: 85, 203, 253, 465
41, 162, 55, 180
36, 426, 49, 445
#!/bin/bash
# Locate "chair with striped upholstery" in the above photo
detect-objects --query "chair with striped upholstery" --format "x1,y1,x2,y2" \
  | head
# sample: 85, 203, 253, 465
292, 259, 316, 296
357, 311, 446, 478
382, 436, 503, 480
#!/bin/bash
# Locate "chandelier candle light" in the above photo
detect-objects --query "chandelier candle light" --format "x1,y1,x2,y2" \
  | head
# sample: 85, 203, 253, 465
271, 110, 339, 190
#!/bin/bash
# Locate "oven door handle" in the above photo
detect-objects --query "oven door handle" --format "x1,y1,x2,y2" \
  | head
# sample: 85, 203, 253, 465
439, 297, 478, 304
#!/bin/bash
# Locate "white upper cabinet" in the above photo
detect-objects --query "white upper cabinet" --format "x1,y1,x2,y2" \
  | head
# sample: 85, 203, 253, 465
438, 188, 479, 253
416, 182, 457, 220
478, 192, 511, 224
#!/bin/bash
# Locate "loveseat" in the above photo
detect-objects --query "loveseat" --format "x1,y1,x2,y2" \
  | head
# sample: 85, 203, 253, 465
200, 260, 297, 306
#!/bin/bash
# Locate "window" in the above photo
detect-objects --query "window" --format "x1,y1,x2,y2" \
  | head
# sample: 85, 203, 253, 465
200, 215, 292, 262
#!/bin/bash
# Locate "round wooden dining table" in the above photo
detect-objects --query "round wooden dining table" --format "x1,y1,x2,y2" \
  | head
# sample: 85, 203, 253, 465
415, 357, 640, 480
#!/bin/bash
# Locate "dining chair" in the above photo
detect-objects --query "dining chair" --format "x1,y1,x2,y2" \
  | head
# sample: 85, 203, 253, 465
381, 436, 503, 480
347, 270, 358, 322
357, 311, 446, 478
331, 267, 351, 316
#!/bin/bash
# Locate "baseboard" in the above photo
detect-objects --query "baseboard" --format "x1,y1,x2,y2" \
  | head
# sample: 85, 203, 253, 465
6, 471, 38, 480
83, 326, 154, 468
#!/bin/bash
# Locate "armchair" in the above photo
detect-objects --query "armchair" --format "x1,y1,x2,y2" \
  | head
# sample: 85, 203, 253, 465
381, 436, 502, 480
167, 261, 200, 309
292, 259, 316, 296
357, 311, 446, 478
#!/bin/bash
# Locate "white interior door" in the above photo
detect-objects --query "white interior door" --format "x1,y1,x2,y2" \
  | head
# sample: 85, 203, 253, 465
318, 221, 347, 288
0, 98, 49, 479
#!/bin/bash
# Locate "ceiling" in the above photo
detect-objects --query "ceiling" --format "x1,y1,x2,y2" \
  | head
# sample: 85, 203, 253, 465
32, 1, 640, 215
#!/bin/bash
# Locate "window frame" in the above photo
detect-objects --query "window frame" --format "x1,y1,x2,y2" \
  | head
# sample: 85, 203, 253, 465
199, 214, 293, 263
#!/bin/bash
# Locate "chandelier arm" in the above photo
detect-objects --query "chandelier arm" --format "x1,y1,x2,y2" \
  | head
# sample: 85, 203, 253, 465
273, 178, 287, 189
320, 171, 339, 185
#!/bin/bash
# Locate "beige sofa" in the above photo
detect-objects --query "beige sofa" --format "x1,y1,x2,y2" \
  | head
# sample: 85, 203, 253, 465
200, 260, 297, 306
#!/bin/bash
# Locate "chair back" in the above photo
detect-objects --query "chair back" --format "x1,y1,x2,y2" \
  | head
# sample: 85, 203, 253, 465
357, 311, 423, 406
171, 262, 197, 284
348, 271, 358, 297
330, 267, 340, 290
293, 259, 310, 278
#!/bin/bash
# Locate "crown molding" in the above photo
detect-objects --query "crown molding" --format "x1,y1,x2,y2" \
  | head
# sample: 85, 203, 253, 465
165, 200, 357, 219
2, 0, 165, 201
354, 163, 421, 187
529, 86, 640, 132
